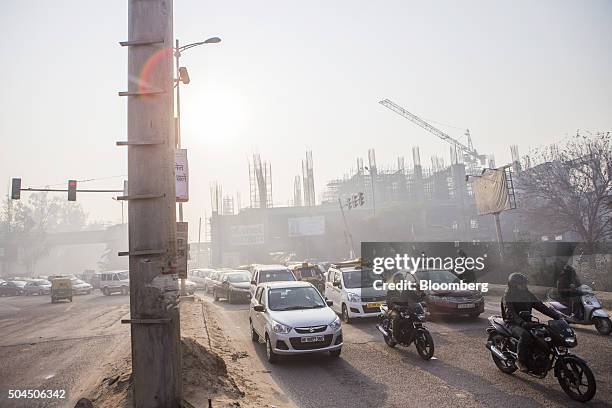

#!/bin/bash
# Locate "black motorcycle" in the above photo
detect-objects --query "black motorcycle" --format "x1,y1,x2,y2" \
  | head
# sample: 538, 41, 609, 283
376, 303, 434, 360
486, 312, 596, 402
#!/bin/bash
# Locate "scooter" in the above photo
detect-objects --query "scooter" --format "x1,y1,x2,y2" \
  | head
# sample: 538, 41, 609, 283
546, 284, 611, 335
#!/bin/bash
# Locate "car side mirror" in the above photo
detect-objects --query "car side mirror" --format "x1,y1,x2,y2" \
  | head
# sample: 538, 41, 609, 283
326, 300, 333, 307
251, 280, 256, 285
253, 304, 265, 312
333, 281, 341, 288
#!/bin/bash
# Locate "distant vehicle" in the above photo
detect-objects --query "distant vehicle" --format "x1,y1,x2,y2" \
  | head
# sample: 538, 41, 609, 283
70, 278, 93, 295
0, 280, 27, 296
23, 279, 52, 296
250, 265, 296, 296
291, 263, 325, 294
184, 279, 197, 295
188, 269, 215, 289
98, 270, 129, 296
51, 277, 72, 303
203, 271, 221, 294
213, 271, 251, 303
325, 261, 387, 323
249, 281, 342, 363
415, 269, 484, 318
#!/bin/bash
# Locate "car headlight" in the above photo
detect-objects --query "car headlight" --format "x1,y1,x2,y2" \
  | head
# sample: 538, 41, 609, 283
329, 317, 341, 331
271, 321, 292, 334
347, 292, 361, 303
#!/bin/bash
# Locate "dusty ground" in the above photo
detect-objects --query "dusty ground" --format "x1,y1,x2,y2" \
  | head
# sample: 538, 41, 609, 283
82, 297, 293, 408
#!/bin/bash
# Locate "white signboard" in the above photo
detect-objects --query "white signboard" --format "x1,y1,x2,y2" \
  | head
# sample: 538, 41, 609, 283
230, 224, 265, 246
176, 149, 189, 202
288, 216, 325, 237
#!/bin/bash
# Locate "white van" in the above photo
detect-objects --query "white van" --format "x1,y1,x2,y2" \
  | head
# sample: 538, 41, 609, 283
98, 270, 129, 296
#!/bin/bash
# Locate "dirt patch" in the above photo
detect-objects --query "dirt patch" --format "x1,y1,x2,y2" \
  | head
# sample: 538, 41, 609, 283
79, 298, 292, 408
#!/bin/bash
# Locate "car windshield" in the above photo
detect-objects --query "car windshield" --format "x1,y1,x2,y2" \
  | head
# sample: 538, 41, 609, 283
415, 270, 460, 284
228, 273, 250, 283
342, 268, 378, 289
267, 287, 326, 311
13, 281, 27, 287
71, 279, 85, 285
259, 270, 295, 283
117, 272, 128, 280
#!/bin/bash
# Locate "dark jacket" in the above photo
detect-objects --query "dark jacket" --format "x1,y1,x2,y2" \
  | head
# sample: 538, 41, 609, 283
503, 288, 559, 327
557, 273, 581, 300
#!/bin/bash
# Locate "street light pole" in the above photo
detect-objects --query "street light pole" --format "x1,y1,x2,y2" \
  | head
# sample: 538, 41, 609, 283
173, 36, 220, 295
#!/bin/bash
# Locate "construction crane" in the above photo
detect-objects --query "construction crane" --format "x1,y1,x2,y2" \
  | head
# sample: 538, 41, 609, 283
379, 98, 487, 165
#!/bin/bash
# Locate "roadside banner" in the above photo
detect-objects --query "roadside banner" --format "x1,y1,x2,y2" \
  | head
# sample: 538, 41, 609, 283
288, 216, 325, 237
230, 224, 265, 246
472, 168, 511, 215
176, 149, 189, 202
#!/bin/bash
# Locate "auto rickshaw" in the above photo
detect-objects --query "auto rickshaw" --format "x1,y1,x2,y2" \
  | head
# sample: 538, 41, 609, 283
51, 277, 72, 303
291, 262, 325, 294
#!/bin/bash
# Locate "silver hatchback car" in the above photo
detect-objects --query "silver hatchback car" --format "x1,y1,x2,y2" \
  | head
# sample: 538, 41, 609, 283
249, 281, 342, 363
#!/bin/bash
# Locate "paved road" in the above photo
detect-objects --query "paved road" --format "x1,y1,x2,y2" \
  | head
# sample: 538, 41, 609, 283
200, 291, 612, 408
0, 292, 130, 408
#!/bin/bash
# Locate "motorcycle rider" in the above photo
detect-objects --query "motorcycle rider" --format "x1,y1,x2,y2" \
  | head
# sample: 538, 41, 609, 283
503, 273, 561, 372
386, 272, 423, 341
557, 265, 582, 319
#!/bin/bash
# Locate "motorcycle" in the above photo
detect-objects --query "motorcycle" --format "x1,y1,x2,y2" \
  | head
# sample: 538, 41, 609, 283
486, 311, 597, 402
545, 284, 611, 335
376, 303, 434, 360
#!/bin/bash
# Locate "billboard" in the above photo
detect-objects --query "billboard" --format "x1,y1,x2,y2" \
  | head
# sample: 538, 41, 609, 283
288, 216, 326, 237
472, 168, 511, 215
230, 224, 265, 246
176, 149, 189, 202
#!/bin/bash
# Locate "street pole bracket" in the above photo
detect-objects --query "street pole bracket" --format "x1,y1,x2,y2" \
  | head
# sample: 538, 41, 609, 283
118, 249, 166, 257
118, 89, 165, 96
116, 193, 165, 201
119, 39, 164, 47
116, 140, 165, 146
121, 318, 171, 325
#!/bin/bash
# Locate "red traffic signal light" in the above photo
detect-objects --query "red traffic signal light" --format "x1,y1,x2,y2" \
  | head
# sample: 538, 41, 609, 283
68, 180, 77, 201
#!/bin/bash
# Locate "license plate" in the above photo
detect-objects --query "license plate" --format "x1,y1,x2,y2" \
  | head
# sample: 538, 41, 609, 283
366, 302, 384, 309
458, 303, 475, 309
301, 335, 324, 343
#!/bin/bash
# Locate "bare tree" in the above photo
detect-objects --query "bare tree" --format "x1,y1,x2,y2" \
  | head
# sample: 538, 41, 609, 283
518, 132, 612, 243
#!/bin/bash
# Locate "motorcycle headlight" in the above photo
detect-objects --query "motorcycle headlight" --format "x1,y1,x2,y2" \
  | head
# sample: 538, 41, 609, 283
564, 336, 576, 346
347, 292, 361, 303
329, 317, 341, 331
271, 321, 292, 334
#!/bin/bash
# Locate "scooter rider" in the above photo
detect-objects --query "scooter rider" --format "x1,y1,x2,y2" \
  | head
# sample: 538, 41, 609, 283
503, 273, 561, 372
557, 265, 582, 319
386, 272, 423, 341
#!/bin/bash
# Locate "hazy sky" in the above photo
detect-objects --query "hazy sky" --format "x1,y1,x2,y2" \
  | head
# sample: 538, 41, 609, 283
1, 0, 611, 240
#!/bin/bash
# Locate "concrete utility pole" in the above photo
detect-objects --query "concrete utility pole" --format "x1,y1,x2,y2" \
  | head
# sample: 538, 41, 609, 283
120, 1, 181, 407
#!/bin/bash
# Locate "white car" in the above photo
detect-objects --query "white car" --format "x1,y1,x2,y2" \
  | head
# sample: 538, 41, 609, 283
99, 270, 129, 296
249, 265, 296, 296
249, 281, 342, 363
70, 278, 93, 295
324, 263, 387, 323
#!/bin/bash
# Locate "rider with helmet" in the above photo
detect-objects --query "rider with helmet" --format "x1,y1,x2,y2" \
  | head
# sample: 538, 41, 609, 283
503, 272, 561, 372
557, 265, 582, 319
386, 272, 423, 341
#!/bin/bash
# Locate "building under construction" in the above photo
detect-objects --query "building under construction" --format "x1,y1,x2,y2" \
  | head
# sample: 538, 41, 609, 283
210, 100, 532, 266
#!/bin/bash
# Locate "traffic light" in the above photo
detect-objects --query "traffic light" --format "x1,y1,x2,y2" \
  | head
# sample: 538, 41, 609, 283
68, 180, 77, 201
352, 193, 359, 208
346, 197, 352, 209
358, 192, 365, 206
11, 178, 21, 200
